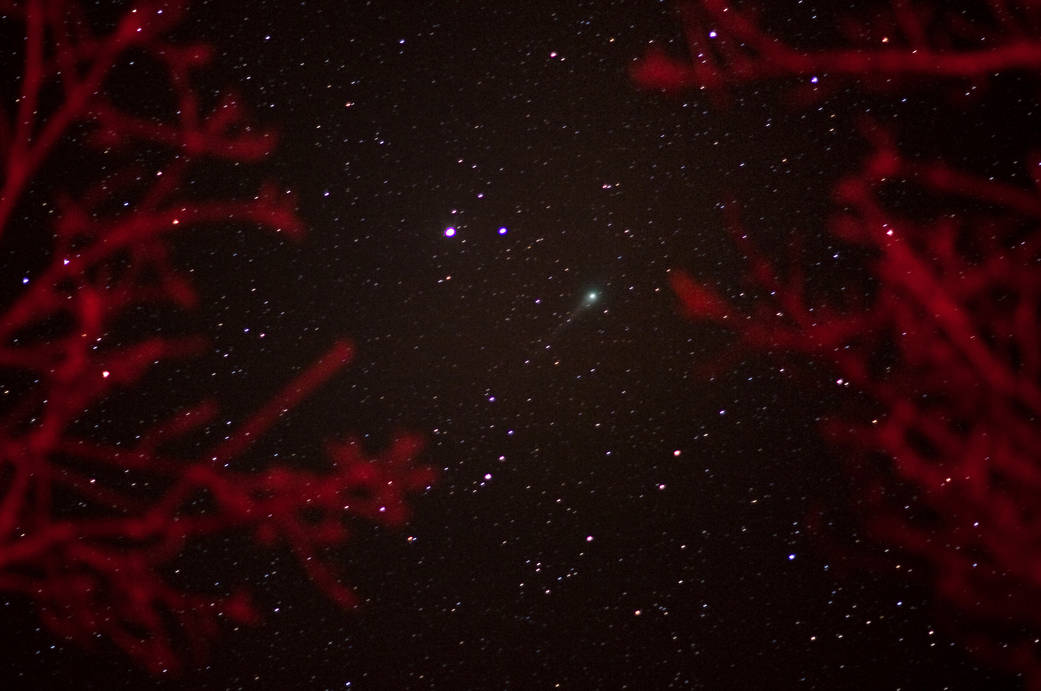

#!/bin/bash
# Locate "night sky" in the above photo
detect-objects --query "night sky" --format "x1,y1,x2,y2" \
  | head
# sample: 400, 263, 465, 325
2, 1, 1030, 689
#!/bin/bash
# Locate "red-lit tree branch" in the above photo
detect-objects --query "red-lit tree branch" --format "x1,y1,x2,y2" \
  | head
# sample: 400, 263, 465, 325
0, 0, 432, 674
670, 131, 1041, 683
632, 0, 1041, 101
641, 0, 1041, 685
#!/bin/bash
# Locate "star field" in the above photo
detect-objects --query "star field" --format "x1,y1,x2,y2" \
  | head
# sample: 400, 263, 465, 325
1, 1, 1031, 689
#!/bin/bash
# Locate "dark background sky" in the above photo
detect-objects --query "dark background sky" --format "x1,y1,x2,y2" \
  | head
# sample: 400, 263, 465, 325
2, 1, 1030, 689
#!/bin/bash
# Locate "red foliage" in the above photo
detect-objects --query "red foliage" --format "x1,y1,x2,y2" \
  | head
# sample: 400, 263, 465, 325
641, 1, 1041, 685
0, 0, 432, 674
633, 0, 1041, 104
